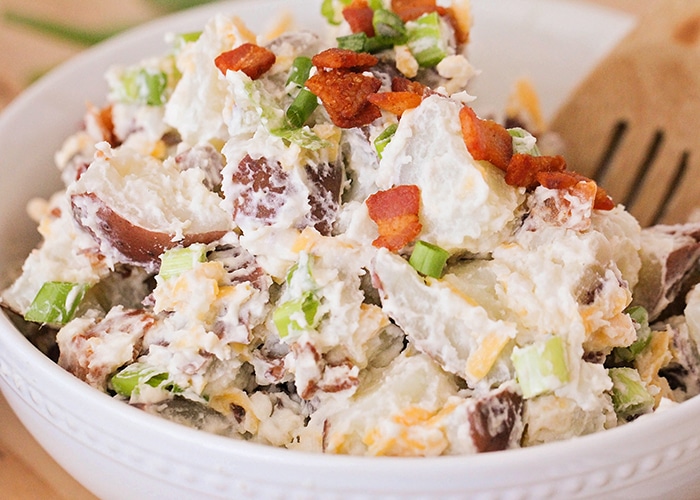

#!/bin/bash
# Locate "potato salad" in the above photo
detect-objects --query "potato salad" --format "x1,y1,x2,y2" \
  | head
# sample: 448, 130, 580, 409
4, 0, 700, 456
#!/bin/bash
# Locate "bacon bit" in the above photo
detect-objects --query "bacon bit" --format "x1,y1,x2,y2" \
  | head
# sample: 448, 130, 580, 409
306, 69, 382, 128
367, 91, 423, 117
459, 106, 513, 171
312, 47, 378, 70
505, 153, 567, 189
593, 185, 615, 210
446, 0, 471, 45
342, 0, 375, 37
391, 0, 438, 22
537, 171, 614, 211
366, 184, 422, 251
215, 43, 276, 80
87, 103, 119, 147
392, 76, 428, 95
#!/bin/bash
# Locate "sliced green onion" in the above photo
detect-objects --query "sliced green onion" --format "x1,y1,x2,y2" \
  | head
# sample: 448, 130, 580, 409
609, 367, 655, 420
173, 30, 202, 50
282, 57, 319, 129
285, 88, 319, 129
511, 336, 570, 399
337, 31, 397, 53
409, 240, 450, 279
287, 56, 314, 88
610, 306, 652, 364
406, 12, 447, 67
24, 281, 90, 325
110, 362, 170, 397
337, 32, 369, 52
273, 291, 320, 338
373, 9, 407, 42
374, 123, 398, 159
508, 127, 541, 156
321, 0, 353, 25
158, 244, 207, 280
114, 67, 168, 106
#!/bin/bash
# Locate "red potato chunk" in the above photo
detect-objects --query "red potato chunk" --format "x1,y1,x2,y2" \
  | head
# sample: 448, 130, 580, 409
68, 146, 233, 272
228, 155, 343, 235
467, 384, 523, 452
71, 193, 227, 269
57, 307, 156, 390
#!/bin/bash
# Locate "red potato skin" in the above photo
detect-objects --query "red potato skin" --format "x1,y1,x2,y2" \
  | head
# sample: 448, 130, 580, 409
71, 193, 227, 270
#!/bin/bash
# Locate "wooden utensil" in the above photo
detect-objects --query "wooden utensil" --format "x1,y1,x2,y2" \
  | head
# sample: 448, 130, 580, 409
549, 0, 700, 227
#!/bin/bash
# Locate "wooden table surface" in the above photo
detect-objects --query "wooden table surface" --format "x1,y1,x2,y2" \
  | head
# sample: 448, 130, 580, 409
0, 0, 654, 498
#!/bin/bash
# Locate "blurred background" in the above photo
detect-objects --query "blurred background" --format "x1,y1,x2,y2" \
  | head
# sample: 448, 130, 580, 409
0, 0, 216, 109
0, 0, 655, 498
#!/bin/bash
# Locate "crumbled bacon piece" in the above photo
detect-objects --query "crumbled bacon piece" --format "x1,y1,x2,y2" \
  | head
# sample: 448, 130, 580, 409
505, 153, 567, 189
367, 91, 423, 117
58, 309, 154, 390
442, 6, 469, 45
392, 76, 429, 95
391, 0, 439, 22
342, 0, 375, 37
306, 69, 382, 128
366, 184, 422, 251
312, 48, 378, 70
537, 171, 614, 211
593, 185, 615, 210
87, 103, 119, 148
459, 106, 513, 171
215, 43, 276, 80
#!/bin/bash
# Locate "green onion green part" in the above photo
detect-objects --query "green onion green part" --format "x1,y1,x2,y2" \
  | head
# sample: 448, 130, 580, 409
409, 240, 450, 279
273, 291, 320, 338
610, 306, 652, 364
174, 30, 202, 49
372, 9, 407, 43
110, 363, 170, 397
337, 32, 369, 52
285, 88, 319, 129
374, 123, 398, 158
24, 281, 90, 325
114, 67, 169, 106
608, 367, 655, 420
336, 32, 398, 53
511, 336, 570, 398
406, 12, 447, 67
158, 244, 207, 280
287, 56, 314, 88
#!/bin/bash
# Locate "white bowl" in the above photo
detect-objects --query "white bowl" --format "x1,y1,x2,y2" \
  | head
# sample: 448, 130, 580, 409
3, 1, 698, 498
